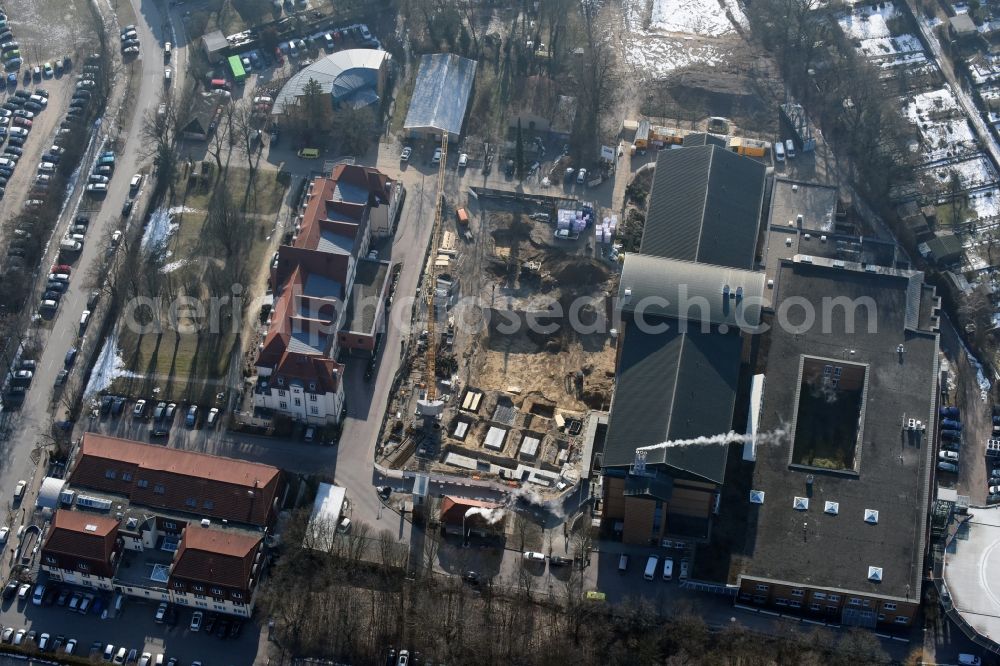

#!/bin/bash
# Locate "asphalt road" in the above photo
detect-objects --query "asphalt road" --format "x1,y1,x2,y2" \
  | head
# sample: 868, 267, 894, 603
0, 0, 173, 583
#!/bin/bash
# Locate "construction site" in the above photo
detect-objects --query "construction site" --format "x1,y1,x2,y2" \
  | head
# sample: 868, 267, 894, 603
378, 182, 619, 493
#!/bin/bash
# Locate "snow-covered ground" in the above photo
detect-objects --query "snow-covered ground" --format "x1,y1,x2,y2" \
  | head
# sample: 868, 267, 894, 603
838, 4, 898, 40
903, 88, 980, 163
650, 0, 734, 36
968, 187, 1000, 219
838, 3, 926, 67
84, 330, 138, 397
141, 205, 180, 255
621, 0, 736, 76
921, 155, 999, 190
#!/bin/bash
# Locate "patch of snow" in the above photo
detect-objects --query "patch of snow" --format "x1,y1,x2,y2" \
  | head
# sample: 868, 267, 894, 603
650, 0, 734, 36
903, 87, 980, 163
922, 155, 998, 190
84, 331, 138, 397
968, 187, 1000, 219
160, 259, 187, 274
142, 206, 179, 255
838, 4, 899, 41
621, 0, 737, 77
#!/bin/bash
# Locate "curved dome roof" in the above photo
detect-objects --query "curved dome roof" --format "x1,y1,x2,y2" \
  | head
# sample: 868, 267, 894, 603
274, 49, 389, 111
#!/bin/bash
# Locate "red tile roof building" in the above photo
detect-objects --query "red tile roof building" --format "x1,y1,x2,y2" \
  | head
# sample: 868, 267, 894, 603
41, 511, 122, 587
168, 526, 263, 615
69, 433, 283, 527
254, 164, 398, 425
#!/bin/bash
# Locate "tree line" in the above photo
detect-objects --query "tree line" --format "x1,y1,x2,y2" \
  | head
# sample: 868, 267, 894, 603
259, 510, 905, 665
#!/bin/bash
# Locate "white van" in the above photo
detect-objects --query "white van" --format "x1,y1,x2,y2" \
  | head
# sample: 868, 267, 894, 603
662, 557, 674, 580
774, 141, 785, 162
643, 555, 659, 581
785, 139, 796, 158
80, 310, 91, 332
618, 554, 629, 572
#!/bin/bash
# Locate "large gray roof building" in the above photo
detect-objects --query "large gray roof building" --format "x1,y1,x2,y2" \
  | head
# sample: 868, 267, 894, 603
601, 143, 769, 544
403, 53, 477, 141
738, 256, 940, 618
641, 145, 768, 268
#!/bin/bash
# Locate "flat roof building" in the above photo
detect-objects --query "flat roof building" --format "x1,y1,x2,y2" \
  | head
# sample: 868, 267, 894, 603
734, 256, 940, 629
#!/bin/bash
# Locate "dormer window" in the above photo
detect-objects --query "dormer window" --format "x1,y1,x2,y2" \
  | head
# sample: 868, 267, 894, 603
309, 382, 316, 392
277, 377, 284, 386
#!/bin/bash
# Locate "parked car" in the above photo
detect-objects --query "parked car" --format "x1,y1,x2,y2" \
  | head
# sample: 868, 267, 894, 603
522, 551, 546, 562
400, 146, 412, 162
133, 399, 146, 417
190, 611, 203, 632
185, 405, 198, 426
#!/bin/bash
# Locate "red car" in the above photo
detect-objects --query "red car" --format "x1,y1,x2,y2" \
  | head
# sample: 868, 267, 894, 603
52, 264, 72, 273
13, 117, 31, 128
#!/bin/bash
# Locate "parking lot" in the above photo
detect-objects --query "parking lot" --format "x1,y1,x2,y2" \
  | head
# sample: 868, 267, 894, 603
0, 578, 261, 665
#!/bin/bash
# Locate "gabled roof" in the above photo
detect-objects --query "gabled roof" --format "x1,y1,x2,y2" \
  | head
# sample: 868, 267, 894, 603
42, 511, 119, 563
642, 145, 767, 269
71, 434, 282, 526
602, 317, 742, 482
404, 53, 477, 136
439, 496, 503, 525
170, 527, 261, 590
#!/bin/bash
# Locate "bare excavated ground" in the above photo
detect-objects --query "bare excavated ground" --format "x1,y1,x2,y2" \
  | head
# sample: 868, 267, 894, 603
466, 210, 618, 413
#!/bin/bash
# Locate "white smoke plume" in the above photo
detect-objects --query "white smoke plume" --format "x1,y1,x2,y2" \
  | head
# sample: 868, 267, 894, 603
464, 506, 505, 524
504, 484, 567, 520
636, 426, 789, 453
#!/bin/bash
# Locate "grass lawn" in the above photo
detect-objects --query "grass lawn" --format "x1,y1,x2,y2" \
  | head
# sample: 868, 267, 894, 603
937, 199, 972, 228
110, 191, 278, 402
390, 71, 415, 135
181, 166, 288, 216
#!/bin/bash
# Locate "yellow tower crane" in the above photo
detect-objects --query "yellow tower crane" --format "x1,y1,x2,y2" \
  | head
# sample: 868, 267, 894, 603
416, 133, 448, 417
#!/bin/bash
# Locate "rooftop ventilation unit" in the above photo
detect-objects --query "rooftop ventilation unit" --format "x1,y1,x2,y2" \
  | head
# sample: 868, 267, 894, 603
792, 184, 799, 192
797, 214, 804, 226
864, 509, 879, 524
200, 518, 211, 528
750, 490, 765, 504
799, 255, 813, 263
820, 235, 827, 243
84, 524, 98, 532
825, 501, 839, 515
785, 237, 793, 247
767, 279, 774, 288
833, 260, 845, 268
623, 288, 632, 302
793, 497, 809, 511
867, 566, 883, 582
804, 233, 811, 240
